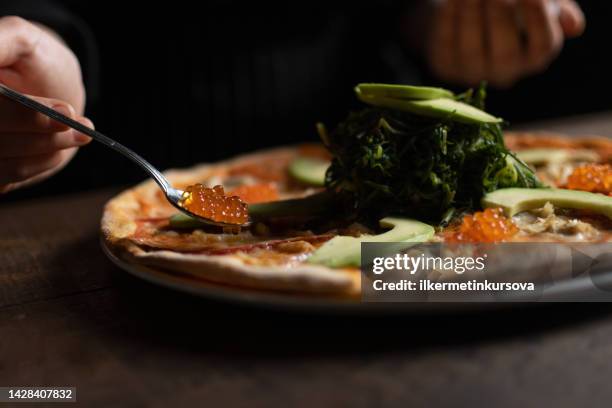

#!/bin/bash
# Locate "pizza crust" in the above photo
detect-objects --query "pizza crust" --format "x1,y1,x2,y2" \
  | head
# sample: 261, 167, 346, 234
121, 243, 358, 295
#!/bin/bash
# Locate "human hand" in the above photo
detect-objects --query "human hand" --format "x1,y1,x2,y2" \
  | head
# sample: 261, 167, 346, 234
426, 0, 585, 88
0, 16, 92, 193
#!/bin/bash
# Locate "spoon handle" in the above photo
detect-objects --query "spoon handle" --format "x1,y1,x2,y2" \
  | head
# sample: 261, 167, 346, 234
0, 84, 172, 194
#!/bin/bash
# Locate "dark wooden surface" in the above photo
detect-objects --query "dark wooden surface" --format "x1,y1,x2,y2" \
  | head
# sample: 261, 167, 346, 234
2, 113, 612, 407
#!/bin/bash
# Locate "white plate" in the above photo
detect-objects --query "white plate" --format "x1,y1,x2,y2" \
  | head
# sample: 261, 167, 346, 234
102, 240, 612, 313
101, 240, 482, 314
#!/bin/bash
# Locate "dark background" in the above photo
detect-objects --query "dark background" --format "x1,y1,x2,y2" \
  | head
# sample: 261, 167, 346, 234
3, 0, 612, 201
2, 5, 612, 404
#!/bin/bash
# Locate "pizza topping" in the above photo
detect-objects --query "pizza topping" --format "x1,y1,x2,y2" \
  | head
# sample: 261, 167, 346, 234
505, 133, 612, 162
132, 215, 333, 254
513, 203, 601, 240
131, 223, 253, 252
566, 164, 612, 195
516, 148, 600, 167
482, 188, 612, 220
447, 208, 518, 243
180, 184, 249, 225
252, 222, 271, 236
229, 183, 279, 204
202, 234, 334, 255
288, 157, 328, 186
228, 159, 291, 183
308, 217, 435, 267
297, 143, 332, 160
324, 83, 541, 223
536, 162, 577, 187
275, 240, 316, 254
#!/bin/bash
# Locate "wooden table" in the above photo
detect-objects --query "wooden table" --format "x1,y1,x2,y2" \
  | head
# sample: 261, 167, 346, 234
2, 113, 612, 407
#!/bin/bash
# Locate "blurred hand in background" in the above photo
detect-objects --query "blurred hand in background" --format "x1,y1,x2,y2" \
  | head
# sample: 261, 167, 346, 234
0, 16, 92, 193
425, 0, 585, 88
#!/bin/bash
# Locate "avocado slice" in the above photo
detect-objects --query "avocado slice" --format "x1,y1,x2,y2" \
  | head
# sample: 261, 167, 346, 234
288, 157, 329, 186
169, 212, 204, 229
249, 191, 335, 219
307, 217, 435, 268
356, 93, 502, 124
482, 188, 612, 219
516, 148, 600, 166
169, 191, 336, 228
355, 83, 454, 101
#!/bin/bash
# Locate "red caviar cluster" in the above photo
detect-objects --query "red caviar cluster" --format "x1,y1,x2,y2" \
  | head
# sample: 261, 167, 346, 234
447, 208, 518, 243
180, 184, 248, 225
567, 164, 612, 196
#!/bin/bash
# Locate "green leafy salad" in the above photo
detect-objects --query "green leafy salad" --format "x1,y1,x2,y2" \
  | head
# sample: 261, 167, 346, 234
321, 83, 542, 224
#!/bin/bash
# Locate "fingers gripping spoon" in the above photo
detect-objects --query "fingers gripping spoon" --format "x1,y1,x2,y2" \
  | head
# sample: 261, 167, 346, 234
0, 84, 249, 228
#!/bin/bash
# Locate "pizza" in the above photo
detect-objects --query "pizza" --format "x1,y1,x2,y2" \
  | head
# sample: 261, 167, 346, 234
101, 132, 612, 299
101, 84, 612, 300
102, 145, 363, 298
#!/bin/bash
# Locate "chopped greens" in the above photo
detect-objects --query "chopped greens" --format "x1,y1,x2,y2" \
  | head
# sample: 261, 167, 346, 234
323, 84, 542, 223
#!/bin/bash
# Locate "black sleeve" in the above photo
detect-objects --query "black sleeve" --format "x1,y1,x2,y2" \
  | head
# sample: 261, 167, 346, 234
0, 0, 99, 103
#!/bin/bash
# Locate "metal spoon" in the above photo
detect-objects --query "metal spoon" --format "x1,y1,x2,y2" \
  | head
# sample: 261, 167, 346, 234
0, 84, 246, 228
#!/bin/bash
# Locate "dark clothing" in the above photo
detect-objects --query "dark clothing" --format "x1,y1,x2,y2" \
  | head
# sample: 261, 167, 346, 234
3, 2, 415, 198
2, 1, 612, 199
